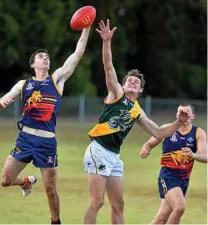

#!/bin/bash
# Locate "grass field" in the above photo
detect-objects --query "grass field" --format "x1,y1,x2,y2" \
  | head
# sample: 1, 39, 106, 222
0, 115, 207, 224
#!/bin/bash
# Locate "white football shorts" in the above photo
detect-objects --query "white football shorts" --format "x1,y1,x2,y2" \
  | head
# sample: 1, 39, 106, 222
83, 140, 123, 176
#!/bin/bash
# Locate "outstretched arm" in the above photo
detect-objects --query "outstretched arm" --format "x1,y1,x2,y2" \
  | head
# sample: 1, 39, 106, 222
53, 27, 90, 85
96, 20, 123, 102
0, 80, 24, 110
137, 109, 190, 140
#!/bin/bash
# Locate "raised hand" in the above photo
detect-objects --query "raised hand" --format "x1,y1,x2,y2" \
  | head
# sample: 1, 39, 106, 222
178, 108, 190, 123
96, 19, 117, 42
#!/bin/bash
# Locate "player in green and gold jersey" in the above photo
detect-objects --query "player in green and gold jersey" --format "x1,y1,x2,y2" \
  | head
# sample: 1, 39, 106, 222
83, 19, 190, 224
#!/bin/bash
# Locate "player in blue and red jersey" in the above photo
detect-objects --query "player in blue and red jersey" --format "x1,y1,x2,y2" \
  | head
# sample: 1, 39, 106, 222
0, 27, 90, 224
140, 104, 207, 224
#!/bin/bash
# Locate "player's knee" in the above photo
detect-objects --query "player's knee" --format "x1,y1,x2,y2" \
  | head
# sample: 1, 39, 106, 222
90, 197, 104, 211
173, 205, 186, 215
45, 186, 58, 198
111, 199, 124, 213
1, 175, 13, 187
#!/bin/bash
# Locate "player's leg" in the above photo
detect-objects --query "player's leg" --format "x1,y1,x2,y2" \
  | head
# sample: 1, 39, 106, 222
84, 174, 107, 224
83, 141, 113, 224
165, 187, 186, 224
158, 177, 186, 224
1, 132, 37, 195
150, 199, 173, 224
32, 135, 60, 224
106, 176, 124, 224
1, 154, 36, 196
41, 167, 61, 224
150, 177, 174, 224
1, 155, 27, 187
107, 160, 124, 224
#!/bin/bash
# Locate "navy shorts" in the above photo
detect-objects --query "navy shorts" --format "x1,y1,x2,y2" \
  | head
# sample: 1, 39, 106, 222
10, 131, 58, 168
158, 177, 189, 198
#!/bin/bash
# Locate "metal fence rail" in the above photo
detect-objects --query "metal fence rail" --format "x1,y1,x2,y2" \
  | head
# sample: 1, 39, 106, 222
0, 96, 206, 122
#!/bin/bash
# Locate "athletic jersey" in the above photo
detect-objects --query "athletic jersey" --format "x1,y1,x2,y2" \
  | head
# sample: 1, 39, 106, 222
160, 125, 199, 180
88, 93, 142, 154
17, 75, 62, 133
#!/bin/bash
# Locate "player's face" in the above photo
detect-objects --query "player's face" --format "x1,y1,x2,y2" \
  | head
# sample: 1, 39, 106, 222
123, 76, 143, 96
32, 53, 50, 70
176, 106, 195, 124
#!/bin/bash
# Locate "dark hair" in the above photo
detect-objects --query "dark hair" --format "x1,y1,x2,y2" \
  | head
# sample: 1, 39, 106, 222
122, 69, 146, 88
29, 49, 48, 72
178, 103, 195, 113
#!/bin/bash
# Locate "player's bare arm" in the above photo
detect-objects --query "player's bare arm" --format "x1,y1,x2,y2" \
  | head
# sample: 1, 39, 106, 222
139, 137, 160, 158
182, 128, 207, 163
96, 19, 123, 102
137, 109, 190, 140
0, 80, 25, 110
139, 124, 172, 158
53, 27, 90, 90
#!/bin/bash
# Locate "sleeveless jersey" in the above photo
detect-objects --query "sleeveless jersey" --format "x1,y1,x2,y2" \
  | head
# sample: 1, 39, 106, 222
17, 75, 62, 133
88, 93, 142, 154
160, 125, 199, 179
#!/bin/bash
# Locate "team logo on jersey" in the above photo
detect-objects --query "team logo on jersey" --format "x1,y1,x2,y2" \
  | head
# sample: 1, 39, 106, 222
26, 83, 34, 90
26, 91, 43, 106
122, 98, 128, 105
41, 79, 49, 86
187, 137, 194, 143
171, 150, 191, 166
108, 110, 135, 132
170, 134, 178, 142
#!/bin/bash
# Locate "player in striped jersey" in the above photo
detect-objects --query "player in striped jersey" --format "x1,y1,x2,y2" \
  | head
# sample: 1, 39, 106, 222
0, 27, 90, 224
140, 104, 207, 224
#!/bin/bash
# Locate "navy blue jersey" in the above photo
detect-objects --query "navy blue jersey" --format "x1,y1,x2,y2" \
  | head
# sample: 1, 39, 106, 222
18, 75, 62, 133
160, 125, 199, 179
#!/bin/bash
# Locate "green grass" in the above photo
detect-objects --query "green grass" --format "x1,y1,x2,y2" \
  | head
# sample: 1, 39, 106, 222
0, 116, 207, 224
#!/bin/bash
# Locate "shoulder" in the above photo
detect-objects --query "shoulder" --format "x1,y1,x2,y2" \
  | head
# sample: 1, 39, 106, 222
196, 127, 206, 140
18, 79, 27, 85
15, 80, 27, 90
104, 91, 125, 104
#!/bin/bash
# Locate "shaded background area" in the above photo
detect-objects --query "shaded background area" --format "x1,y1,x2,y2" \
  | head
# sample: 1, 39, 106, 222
0, 0, 207, 99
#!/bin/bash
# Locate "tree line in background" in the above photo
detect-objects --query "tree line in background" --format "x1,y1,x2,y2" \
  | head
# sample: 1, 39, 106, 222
0, 0, 206, 99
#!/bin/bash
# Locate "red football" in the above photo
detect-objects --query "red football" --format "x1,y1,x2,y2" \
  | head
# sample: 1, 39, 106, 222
70, 6, 96, 30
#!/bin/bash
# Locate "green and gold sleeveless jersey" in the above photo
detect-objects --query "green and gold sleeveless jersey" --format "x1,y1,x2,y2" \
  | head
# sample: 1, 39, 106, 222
88, 93, 142, 154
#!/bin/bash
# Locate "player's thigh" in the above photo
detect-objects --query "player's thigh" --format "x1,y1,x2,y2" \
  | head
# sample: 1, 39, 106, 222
40, 167, 57, 191
106, 176, 124, 206
153, 199, 173, 223
1, 155, 27, 181
165, 187, 186, 209
88, 174, 107, 201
